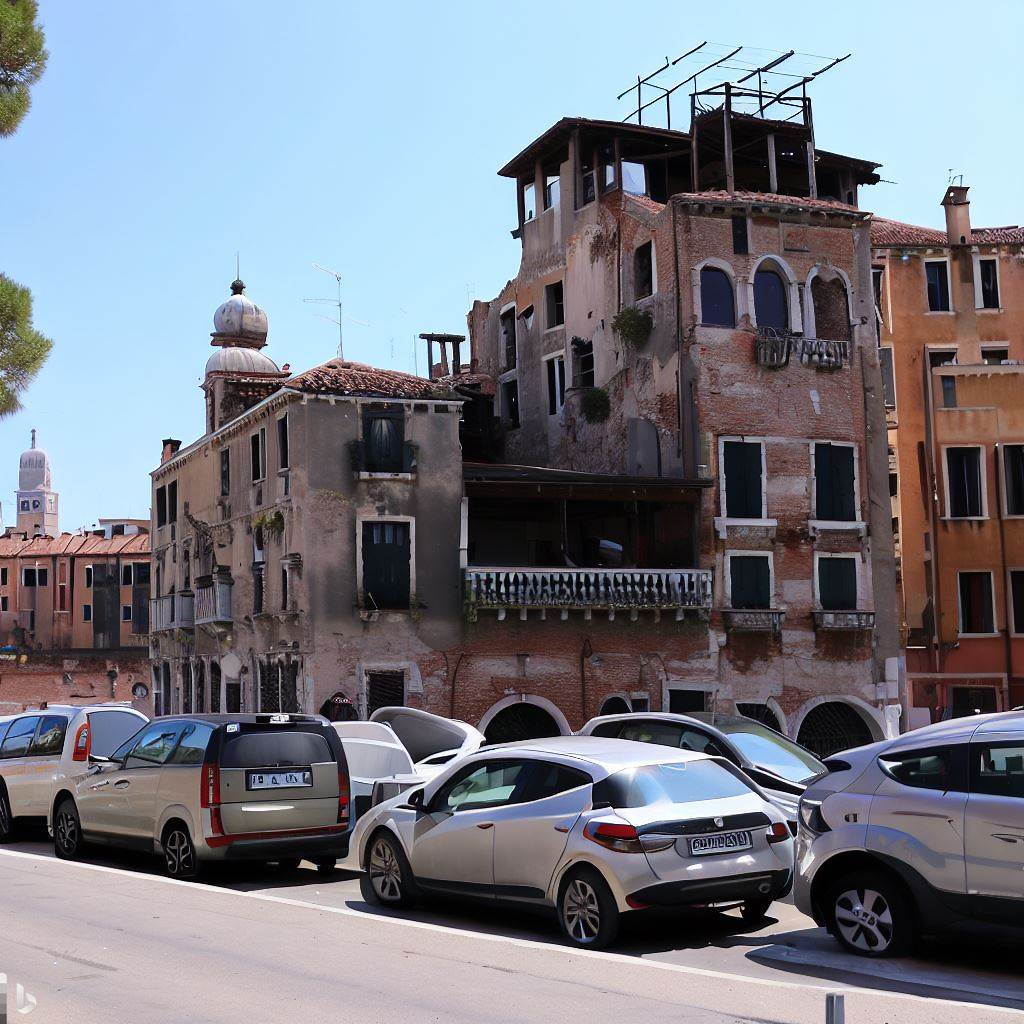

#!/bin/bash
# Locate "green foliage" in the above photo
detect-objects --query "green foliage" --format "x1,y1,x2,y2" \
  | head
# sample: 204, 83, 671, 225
611, 305, 654, 347
252, 510, 284, 537
580, 387, 611, 424
0, 0, 47, 137
0, 274, 51, 417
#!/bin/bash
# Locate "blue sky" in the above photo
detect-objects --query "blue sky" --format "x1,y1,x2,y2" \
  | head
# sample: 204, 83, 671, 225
3, 1, 1022, 530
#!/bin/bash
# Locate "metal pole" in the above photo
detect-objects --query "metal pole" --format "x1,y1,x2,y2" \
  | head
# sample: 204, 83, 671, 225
825, 993, 845, 1024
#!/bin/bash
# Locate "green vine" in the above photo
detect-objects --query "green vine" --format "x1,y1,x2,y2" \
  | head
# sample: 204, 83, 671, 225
611, 305, 654, 347
580, 387, 611, 424
252, 510, 284, 537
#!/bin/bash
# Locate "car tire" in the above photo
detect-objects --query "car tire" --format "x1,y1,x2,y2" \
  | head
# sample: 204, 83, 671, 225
162, 823, 202, 881
740, 898, 773, 923
53, 798, 84, 860
0, 787, 15, 844
826, 871, 914, 958
315, 858, 337, 877
557, 867, 620, 950
361, 831, 416, 909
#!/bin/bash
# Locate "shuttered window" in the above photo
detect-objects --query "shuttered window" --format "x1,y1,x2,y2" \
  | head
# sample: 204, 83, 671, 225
817, 557, 857, 610
362, 522, 411, 610
946, 447, 983, 518
814, 443, 856, 522
729, 555, 770, 610
723, 440, 763, 518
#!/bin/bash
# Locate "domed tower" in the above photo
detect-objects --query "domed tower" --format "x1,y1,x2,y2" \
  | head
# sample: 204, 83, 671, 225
16, 429, 58, 537
202, 280, 289, 432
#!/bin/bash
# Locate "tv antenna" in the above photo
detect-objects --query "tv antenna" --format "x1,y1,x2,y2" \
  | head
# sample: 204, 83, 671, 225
304, 263, 354, 360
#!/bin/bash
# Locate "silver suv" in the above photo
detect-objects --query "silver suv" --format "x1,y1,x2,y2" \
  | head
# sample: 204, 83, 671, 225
0, 703, 148, 842
795, 710, 1024, 957
53, 713, 353, 879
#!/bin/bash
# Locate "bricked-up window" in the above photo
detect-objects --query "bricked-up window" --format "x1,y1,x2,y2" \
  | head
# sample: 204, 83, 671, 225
1011, 571, 1024, 634
363, 406, 405, 473
817, 556, 857, 610
500, 309, 517, 370
810, 276, 851, 341
753, 268, 788, 332
926, 260, 951, 312
729, 554, 771, 609
722, 440, 764, 519
1004, 445, 1024, 515
545, 281, 565, 329
979, 258, 1000, 309
814, 443, 857, 522
731, 215, 748, 255
220, 449, 230, 496
546, 355, 566, 415
501, 379, 520, 428
958, 571, 995, 634
277, 414, 290, 470
572, 337, 595, 388
362, 521, 411, 610
250, 428, 267, 482
634, 242, 653, 299
946, 446, 984, 518
700, 268, 735, 327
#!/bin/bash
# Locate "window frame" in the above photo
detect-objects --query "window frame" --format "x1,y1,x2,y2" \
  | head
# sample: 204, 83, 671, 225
724, 550, 774, 611
878, 744, 968, 792
924, 257, 952, 313
498, 373, 520, 430
544, 352, 566, 416
697, 263, 737, 328
499, 303, 518, 372
83, 603, 92, 623
718, 436, 770, 523
956, 569, 998, 638
942, 444, 988, 520
430, 758, 537, 814
1008, 568, 1024, 637
633, 240, 655, 301
544, 281, 565, 331
356, 514, 415, 612
250, 427, 268, 483
810, 440, 861, 526
813, 552, 860, 611
973, 253, 1001, 311
277, 412, 290, 471
1000, 443, 1024, 518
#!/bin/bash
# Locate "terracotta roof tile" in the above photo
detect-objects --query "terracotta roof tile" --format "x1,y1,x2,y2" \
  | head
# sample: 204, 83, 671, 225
872, 217, 1024, 247
673, 190, 864, 215
285, 360, 456, 400
0, 532, 150, 558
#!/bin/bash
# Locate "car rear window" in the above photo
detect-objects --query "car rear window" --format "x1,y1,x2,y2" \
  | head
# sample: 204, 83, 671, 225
220, 729, 334, 769
596, 761, 753, 808
90, 711, 146, 757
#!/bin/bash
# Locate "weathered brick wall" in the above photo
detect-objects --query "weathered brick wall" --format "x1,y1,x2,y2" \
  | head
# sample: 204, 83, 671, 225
0, 652, 152, 714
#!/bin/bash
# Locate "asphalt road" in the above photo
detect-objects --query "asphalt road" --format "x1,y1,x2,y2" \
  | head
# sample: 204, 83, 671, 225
1, 831, 1022, 1024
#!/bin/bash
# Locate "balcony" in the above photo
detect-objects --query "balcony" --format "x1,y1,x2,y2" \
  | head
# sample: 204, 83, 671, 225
464, 568, 713, 622
721, 609, 786, 635
149, 591, 194, 632
194, 573, 233, 628
813, 610, 875, 631
796, 338, 849, 370
755, 330, 791, 368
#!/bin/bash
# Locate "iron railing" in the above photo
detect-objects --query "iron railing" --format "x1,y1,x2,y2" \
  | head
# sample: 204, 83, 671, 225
194, 575, 233, 626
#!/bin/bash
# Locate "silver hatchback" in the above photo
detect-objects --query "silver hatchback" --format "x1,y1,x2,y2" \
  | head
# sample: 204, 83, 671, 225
352, 736, 793, 948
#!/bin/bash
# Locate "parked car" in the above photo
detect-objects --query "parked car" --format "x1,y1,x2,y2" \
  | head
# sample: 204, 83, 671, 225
795, 710, 1024, 957
352, 735, 793, 948
52, 713, 352, 879
0, 702, 148, 842
578, 712, 827, 830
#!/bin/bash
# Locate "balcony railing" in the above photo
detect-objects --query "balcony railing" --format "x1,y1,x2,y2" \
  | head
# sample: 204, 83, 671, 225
149, 591, 194, 632
755, 329, 791, 368
464, 568, 713, 621
721, 609, 786, 635
194, 574, 233, 627
813, 610, 875, 631
797, 338, 849, 370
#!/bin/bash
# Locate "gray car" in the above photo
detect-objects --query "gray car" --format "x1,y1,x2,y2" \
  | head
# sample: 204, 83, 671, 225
795, 710, 1024, 956
352, 736, 794, 949
53, 713, 353, 879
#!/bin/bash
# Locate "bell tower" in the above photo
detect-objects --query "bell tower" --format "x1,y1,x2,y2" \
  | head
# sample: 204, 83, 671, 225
16, 429, 59, 537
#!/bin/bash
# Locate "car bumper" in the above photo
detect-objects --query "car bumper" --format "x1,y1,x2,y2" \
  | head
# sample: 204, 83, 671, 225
199, 831, 351, 862
629, 868, 792, 908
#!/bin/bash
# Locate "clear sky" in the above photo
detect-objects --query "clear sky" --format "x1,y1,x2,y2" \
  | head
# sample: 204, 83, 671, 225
3, 0, 1022, 530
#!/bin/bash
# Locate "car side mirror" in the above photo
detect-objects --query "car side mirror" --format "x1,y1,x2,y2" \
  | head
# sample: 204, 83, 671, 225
407, 788, 425, 809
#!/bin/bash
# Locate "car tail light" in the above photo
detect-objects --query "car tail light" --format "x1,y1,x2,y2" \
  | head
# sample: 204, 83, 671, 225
201, 763, 224, 836
72, 723, 91, 762
797, 797, 831, 836
766, 821, 790, 844
583, 820, 643, 854
337, 768, 350, 825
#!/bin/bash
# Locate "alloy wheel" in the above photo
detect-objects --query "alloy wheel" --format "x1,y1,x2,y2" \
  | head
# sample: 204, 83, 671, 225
165, 829, 195, 877
369, 839, 402, 902
834, 888, 894, 953
0, 795, 10, 838
56, 807, 78, 854
563, 878, 601, 944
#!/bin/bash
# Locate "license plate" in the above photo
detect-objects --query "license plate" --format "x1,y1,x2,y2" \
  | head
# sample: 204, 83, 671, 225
689, 829, 752, 856
246, 769, 312, 790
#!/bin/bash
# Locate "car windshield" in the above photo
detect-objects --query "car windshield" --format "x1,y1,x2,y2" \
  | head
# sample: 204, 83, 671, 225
710, 717, 825, 784
602, 761, 753, 808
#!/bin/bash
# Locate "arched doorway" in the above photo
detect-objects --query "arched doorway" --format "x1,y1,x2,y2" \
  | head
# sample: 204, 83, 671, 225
483, 702, 563, 745
736, 702, 783, 733
797, 701, 874, 758
599, 695, 631, 716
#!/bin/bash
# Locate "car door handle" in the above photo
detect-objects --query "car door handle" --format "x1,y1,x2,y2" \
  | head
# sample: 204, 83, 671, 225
114, 780, 130, 789
89, 780, 110, 790
554, 824, 571, 833
476, 822, 494, 830
992, 833, 1024, 845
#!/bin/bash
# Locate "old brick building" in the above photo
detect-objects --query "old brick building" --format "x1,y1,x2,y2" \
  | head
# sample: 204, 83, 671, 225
874, 185, 1024, 725
0, 434, 152, 713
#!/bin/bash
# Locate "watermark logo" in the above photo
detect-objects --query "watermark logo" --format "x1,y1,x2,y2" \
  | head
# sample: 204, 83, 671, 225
0, 974, 37, 1018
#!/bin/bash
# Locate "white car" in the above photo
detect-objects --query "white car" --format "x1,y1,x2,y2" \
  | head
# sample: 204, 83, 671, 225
0, 703, 149, 842
352, 736, 794, 948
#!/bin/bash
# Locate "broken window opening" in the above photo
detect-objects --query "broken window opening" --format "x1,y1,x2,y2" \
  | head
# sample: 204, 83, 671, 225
546, 355, 566, 416
731, 215, 749, 256
362, 406, 406, 473
753, 267, 789, 333
500, 309, 517, 370
946, 446, 984, 518
543, 172, 560, 211
979, 258, 1000, 309
817, 557, 857, 611
722, 440, 764, 519
367, 670, 405, 717
700, 267, 736, 328
572, 337, 595, 389
522, 181, 536, 223
729, 554, 771, 610
814, 443, 857, 522
634, 241, 653, 300
929, 349, 957, 368
500, 379, 520, 429
545, 281, 565, 329
926, 261, 951, 312
361, 521, 411, 611
958, 571, 995, 634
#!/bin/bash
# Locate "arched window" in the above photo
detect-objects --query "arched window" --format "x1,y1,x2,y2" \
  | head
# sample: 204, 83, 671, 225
700, 267, 736, 327
811, 276, 851, 341
753, 267, 789, 332
797, 701, 874, 758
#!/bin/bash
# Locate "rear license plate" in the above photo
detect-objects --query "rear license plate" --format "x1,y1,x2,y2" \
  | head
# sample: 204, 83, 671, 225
246, 769, 312, 790
689, 829, 752, 856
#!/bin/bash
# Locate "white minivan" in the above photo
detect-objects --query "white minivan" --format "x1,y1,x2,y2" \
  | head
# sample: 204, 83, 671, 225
0, 703, 149, 841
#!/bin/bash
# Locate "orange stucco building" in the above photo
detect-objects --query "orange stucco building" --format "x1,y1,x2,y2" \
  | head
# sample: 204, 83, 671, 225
874, 185, 1024, 726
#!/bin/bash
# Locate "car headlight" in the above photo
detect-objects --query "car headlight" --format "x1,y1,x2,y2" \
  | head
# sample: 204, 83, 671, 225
797, 797, 830, 836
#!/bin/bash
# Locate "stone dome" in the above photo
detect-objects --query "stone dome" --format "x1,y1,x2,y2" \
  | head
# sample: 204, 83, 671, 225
18, 429, 51, 490
205, 346, 281, 375
212, 279, 269, 341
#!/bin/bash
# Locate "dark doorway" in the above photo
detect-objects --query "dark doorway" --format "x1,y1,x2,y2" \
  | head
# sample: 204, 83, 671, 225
599, 696, 631, 716
669, 690, 706, 713
366, 671, 405, 717
797, 702, 874, 758
950, 686, 998, 718
484, 702, 562, 744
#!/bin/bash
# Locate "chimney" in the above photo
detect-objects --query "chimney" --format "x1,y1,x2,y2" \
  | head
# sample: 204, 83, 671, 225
941, 185, 971, 245
160, 438, 182, 464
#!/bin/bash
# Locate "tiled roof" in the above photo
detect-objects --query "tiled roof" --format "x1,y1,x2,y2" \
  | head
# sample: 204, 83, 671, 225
440, 371, 497, 396
285, 360, 456, 400
0, 531, 150, 558
673, 190, 865, 216
872, 217, 1024, 247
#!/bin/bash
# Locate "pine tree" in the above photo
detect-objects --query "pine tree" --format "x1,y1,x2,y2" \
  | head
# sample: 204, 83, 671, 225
0, 1, 50, 417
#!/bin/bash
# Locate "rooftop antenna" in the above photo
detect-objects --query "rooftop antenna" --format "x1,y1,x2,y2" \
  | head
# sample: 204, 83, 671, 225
304, 263, 345, 360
